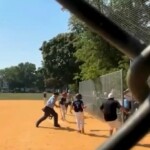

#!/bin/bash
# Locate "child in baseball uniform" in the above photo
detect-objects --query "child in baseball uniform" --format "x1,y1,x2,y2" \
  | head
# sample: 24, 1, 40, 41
72, 93, 86, 133
59, 92, 67, 121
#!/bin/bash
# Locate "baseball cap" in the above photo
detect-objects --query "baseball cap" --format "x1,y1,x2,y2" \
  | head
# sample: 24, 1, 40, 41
53, 92, 59, 96
75, 93, 82, 99
108, 93, 114, 98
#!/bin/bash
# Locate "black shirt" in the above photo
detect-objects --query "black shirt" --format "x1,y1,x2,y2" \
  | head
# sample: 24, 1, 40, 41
100, 98, 121, 121
73, 99, 83, 112
59, 97, 66, 105
43, 92, 47, 98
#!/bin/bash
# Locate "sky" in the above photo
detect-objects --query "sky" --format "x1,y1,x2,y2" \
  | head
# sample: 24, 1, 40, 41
0, 0, 70, 69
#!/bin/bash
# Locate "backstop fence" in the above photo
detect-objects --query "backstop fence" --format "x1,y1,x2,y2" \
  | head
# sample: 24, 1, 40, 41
79, 70, 123, 121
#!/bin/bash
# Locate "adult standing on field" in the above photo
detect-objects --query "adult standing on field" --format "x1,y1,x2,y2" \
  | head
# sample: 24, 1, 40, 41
36, 92, 61, 128
100, 92, 128, 136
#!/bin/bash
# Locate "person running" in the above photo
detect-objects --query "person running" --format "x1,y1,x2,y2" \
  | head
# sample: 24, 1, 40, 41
72, 93, 86, 133
65, 91, 73, 114
59, 92, 67, 121
100, 92, 128, 136
36, 92, 61, 128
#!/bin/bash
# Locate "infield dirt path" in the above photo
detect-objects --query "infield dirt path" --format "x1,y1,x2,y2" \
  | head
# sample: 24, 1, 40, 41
0, 100, 150, 150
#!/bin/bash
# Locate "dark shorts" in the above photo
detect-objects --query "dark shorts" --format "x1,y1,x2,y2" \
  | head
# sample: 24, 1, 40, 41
42, 106, 52, 114
67, 101, 72, 105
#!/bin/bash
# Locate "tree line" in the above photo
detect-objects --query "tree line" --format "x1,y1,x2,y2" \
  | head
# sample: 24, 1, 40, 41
0, 0, 149, 92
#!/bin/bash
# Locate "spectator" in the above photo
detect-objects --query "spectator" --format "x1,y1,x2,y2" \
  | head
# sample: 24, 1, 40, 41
43, 91, 47, 103
100, 92, 128, 136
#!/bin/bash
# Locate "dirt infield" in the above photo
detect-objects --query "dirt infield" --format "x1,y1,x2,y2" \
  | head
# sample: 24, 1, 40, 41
0, 100, 149, 150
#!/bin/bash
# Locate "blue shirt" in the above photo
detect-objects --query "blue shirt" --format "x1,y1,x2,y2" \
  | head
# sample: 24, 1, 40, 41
46, 95, 57, 108
123, 98, 131, 110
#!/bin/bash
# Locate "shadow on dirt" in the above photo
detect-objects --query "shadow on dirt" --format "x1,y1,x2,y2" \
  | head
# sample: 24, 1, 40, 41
136, 143, 150, 148
90, 129, 109, 132
85, 133, 109, 138
38, 126, 109, 138
65, 120, 76, 124
38, 126, 76, 132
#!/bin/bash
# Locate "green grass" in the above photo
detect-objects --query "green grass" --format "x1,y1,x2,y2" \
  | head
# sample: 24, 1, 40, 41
0, 93, 52, 100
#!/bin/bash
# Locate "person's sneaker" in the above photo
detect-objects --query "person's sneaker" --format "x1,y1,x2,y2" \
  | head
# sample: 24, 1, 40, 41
81, 129, 85, 134
77, 130, 81, 133
36, 123, 39, 128
54, 124, 61, 128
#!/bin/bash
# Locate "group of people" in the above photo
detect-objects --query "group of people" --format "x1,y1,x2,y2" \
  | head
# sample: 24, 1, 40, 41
36, 91, 131, 136
36, 92, 86, 133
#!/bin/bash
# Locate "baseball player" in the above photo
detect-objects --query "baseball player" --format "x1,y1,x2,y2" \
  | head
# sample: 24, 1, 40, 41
72, 93, 86, 133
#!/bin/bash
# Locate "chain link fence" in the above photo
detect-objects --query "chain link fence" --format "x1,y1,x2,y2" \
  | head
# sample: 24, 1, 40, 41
90, 0, 150, 45
79, 70, 123, 121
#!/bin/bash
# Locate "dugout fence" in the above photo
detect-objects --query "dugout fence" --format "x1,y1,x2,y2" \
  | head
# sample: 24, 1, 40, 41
79, 70, 123, 121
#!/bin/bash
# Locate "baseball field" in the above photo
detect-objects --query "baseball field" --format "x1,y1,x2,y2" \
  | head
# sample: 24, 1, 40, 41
0, 99, 150, 150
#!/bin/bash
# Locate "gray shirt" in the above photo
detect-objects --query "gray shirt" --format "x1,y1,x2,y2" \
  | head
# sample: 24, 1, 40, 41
46, 95, 57, 108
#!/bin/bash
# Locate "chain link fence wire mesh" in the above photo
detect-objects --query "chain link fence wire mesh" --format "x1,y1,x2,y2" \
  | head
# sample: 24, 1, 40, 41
88, 0, 150, 45
79, 70, 123, 121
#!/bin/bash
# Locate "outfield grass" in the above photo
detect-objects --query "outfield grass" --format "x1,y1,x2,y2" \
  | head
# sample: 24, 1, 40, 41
0, 93, 52, 100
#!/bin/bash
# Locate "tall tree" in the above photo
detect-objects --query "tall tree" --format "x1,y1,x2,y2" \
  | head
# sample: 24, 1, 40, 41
69, 12, 124, 80
0, 62, 36, 91
34, 67, 45, 91
40, 33, 81, 89
16, 62, 36, 91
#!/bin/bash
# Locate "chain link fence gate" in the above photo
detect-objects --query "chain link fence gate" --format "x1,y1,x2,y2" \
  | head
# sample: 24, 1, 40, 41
79, 70, 123, 121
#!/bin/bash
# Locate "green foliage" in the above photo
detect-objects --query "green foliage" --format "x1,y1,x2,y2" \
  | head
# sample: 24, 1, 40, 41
107, 0, 150, 44
73, 26, 123, 80
118, 55, 130, 89
0, 62, 38, 91
34, 68, 45, 91
68, 83, 78, 93
40, 32, 81, 88
0, 93, 52, 100
17, 62, 36, 89
68, 0, 144, 83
